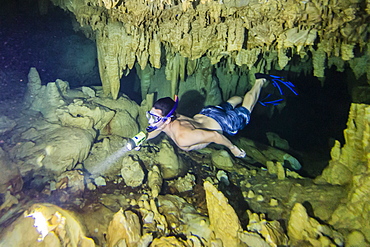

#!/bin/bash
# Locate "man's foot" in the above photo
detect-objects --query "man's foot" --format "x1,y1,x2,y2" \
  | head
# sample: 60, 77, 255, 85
256, 78, 268, 88
255, 73, 298, 96
235, 148, 246, 158
230, 145, 246, 158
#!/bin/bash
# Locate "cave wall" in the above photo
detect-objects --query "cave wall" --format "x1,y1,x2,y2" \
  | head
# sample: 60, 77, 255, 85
50, 0, 370, 100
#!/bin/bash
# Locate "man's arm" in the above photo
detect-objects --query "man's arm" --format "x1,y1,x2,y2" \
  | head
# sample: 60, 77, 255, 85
146, 129, 163, 140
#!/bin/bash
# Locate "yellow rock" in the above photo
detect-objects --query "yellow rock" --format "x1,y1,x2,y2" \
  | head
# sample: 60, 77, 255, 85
0, 203, 95, 246
204, 181, 242, 247
106, 209, 141, 247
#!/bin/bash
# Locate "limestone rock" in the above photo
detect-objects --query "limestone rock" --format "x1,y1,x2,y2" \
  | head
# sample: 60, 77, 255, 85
121, 156, 145, 188
94, 176, 107, 186
0, 203, 95, 246
238, 232, 270, 247
93, 96, 141, 137
82, 86, 96, 98
154, 139, 188, 179
346, 230, 367, 247
156, 195, 212, 242
148, 165, 163, 198
107, 110, 139, 138
106, 209, 141, 247
288, 203, 344, 246
211, 150, 235, 172
150, 236, 188, 246
24, 72, 116, 134
204, 181, 243, 247
247, 210, 288, 247
266, 161, 286, 180
247, 190, 255, 199
23, 67, 42, 107
24, 68, 65, 121
83, 135, 127, 176
0, 191, 19, 212
216, 170, 229, 185
236, 138, 301, 170
56, 170, 85, 194
52, 0, 370, 98
266, 132, 290, 151
11, 124, 95, 176
314, 104, 370, 242
56, 99, 115, 131
167, 173, 195, 193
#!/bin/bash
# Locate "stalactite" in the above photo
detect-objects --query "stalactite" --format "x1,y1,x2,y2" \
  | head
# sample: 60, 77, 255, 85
136, 64, 154, 100
186, 59, 198, 76
278, 48, 290, 70
311, 44, 326, 78
179, 55, 186, 82
165, 53, 180, 96
51, 0, 370, 99
149, 33, 161, 69
341, 43, 355, 61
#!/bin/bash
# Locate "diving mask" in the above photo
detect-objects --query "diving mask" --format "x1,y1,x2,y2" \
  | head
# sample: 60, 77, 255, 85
146, 111, 163, 124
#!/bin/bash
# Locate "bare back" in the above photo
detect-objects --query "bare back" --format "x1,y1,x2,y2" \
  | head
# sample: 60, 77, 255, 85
177, 114, 222, 131
163, 114, 223, 151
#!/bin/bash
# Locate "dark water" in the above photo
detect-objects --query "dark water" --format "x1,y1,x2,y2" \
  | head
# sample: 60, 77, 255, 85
243, 69, 351, 176
0, 0, 100, 107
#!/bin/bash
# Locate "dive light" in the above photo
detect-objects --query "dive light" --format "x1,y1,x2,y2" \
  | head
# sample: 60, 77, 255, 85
126, 131, 147, 150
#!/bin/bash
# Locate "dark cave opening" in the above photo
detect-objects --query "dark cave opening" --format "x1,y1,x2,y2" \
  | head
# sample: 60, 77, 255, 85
0, 0, 101, 102
243, 68, 352, 177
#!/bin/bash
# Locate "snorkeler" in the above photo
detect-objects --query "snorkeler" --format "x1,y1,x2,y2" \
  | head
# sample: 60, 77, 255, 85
145, 76, 275, 158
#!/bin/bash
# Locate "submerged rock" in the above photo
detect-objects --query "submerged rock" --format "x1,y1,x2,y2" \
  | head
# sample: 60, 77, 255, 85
0, 203, 95, 246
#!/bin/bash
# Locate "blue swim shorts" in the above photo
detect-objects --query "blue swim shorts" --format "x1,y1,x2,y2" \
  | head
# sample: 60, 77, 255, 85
199, 102, 251, 136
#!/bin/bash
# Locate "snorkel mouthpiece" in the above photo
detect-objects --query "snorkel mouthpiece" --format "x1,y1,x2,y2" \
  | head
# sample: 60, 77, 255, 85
146, 125, 158, 133
146, 95, 179, 133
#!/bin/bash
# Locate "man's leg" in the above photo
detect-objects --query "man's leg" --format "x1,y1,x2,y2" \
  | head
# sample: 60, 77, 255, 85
242, 78, 266, 112
226, 96, 243, 108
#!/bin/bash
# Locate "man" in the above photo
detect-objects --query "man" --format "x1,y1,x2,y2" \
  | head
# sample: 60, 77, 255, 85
145, 78, 267, 158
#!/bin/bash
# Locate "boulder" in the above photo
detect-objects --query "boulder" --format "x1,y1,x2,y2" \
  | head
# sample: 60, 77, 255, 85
10, 124, 95, 176
0, 203, 95, 246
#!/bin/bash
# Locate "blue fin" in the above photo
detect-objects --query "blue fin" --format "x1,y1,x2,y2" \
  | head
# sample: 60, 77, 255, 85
255, 73, 298, 106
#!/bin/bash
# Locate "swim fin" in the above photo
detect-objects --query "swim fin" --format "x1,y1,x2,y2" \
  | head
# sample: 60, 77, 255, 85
255, 73, 298, 106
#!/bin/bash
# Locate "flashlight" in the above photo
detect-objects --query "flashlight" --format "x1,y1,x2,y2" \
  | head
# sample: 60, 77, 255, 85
126, 131, 147, 150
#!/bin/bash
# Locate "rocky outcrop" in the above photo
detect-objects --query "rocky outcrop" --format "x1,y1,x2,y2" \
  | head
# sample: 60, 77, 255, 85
0, 203, 95, 246
315, 103, 370, 242
9, 68, 143, 177
1, 71, 369, 246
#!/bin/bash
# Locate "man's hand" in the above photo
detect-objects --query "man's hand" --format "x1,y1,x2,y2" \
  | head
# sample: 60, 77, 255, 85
230, 145, 246, 158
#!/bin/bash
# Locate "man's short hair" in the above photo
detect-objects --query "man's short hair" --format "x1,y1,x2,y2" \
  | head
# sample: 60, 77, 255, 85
153, 97, 176, 117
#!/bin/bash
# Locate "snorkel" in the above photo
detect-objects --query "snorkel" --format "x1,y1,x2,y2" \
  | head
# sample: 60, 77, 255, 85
126, 95, 179, 151
146, 95, 179, 132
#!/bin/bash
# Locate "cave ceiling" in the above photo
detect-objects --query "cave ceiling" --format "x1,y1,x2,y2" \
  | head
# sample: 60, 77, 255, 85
50, 0, 370, 99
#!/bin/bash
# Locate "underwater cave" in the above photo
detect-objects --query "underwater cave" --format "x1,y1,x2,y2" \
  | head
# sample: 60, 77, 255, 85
0, 0, 369, 246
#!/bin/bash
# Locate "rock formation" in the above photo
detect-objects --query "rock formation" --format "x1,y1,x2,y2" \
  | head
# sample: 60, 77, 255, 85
0, 84, 369, 245
49, 0, 369, 102
315, 103, 370, 242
